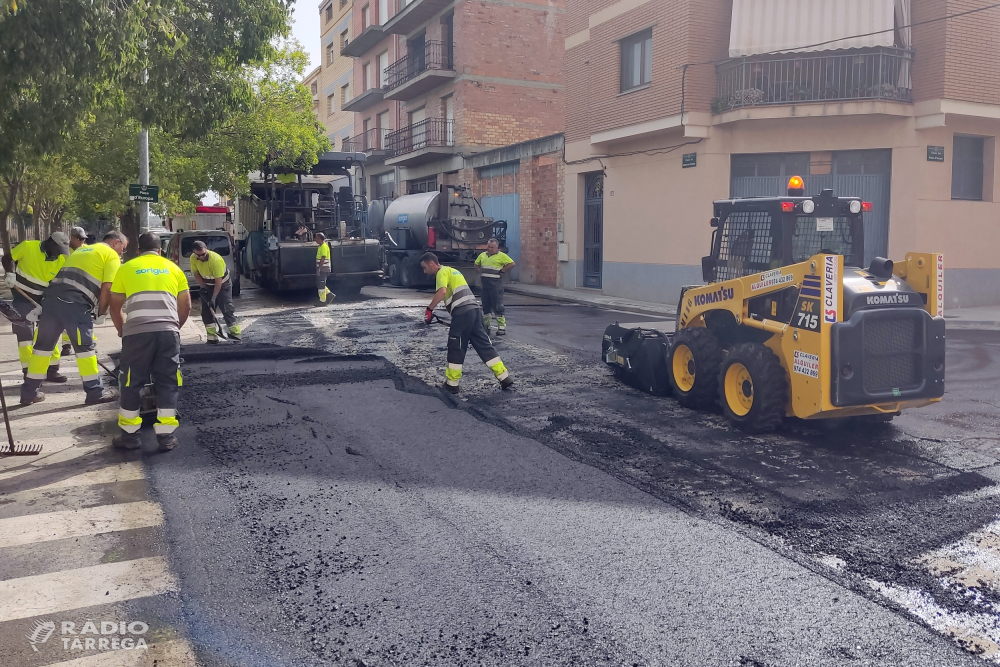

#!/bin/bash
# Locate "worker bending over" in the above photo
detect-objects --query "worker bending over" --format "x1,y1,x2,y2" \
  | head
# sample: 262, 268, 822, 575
315, 232, 334, 305
421, 252, 513, 394
61, 226, 90, 357
109, 232, 191, 451
474, 238, 515, 335
2, 232, 70, 380
189, 240, 239, 342
20, 230, 126, 406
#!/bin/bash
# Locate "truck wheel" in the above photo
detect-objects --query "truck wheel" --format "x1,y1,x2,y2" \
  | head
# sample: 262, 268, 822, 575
718, 343, 787, 434
400, 256, 414, 288
669, 328, 723, 409
388, 257, 401, 286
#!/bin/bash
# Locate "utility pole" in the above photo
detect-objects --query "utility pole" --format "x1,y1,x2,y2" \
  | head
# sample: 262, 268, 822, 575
139, 127, 149, 233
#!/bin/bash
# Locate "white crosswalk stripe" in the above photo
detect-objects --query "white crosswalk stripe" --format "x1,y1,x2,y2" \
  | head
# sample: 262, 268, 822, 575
0, 501, 164, 547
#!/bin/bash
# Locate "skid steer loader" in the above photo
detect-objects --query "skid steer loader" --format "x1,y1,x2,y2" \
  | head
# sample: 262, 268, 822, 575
603, 177, 946, 433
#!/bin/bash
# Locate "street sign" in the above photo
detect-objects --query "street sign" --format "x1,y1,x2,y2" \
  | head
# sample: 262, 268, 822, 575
129, 184, 159, 202
927, 146, 945, 162
682, 153, 697, 168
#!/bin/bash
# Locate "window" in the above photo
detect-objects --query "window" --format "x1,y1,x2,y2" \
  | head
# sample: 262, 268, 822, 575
181, 234, 230, 258
328, 94, 336, 115
378, 0, 388, 26
378, 51, 389, 88
310, 82, 318, 95
377, 110, 390, 148
372, 171, 395, 199
620, 29, 652, 93
952, 135, 986, 201
340, 0, 346, 7
409, 176, 437, 194
362, 4, 370, 29
326, 44, 334, 65
363, 62, 372, 91
341, 84, 350, 108
325, 4, 332, 22
340, 30, 349, 51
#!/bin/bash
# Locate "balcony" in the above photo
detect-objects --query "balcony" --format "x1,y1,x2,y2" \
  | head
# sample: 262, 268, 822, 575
341, 25, 384, 57
342, 128, 390, 158
383, 41, 456, 102
714, 48, 913, 114
382, 0, 453, 35
384, 118, 455, 166
342, 86, 384, 113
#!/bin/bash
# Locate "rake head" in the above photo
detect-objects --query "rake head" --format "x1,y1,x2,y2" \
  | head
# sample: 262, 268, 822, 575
0, 441, 43, 456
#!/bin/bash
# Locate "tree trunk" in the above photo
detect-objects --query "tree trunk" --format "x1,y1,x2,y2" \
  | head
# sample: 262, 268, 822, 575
0, 179, 17, 258
120, 206, 140, 261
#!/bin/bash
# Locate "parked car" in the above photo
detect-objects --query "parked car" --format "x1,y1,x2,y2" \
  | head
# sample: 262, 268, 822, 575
165, 229, 241, 297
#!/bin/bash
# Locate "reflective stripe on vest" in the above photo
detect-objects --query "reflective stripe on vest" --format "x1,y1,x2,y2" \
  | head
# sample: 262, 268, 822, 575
444, 284, 477, 313
52, 266, 102, 305
480, 267, 502, 280
114, 253, 187, 336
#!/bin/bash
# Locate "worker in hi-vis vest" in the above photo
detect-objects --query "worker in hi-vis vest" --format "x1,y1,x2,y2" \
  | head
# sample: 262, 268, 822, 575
474, 238, 515, 335
60, 226, 92, 358
1, 232, 71, 380
315, 232, 335, 305
20, 230, 126, 406
189, 240, 239, 342
109, 232, 191, 451
420, 252, 513, 394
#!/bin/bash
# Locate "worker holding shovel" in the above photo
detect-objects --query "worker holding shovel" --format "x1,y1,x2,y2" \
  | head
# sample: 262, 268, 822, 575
190, 240, 240, 343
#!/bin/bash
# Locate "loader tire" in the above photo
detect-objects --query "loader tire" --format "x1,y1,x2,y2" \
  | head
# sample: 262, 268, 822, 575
718, 343, 786, 434
400, 256, 415, 288
669, 328, 723, 409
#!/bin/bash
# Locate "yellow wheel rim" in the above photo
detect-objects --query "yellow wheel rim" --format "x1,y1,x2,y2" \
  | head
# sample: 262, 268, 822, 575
724, 362, 754, 417
672, 344, 696, 393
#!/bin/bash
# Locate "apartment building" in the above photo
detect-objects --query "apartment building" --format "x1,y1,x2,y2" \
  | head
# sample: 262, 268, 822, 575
315, 0, 357, 148
563, 0, 1000, 308
340, 0, 564, 276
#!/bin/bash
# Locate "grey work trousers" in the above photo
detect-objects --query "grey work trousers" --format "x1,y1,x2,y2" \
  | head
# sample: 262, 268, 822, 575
117, 330, 181, 435
21, 296, 102, 402
200, 280, 236, 328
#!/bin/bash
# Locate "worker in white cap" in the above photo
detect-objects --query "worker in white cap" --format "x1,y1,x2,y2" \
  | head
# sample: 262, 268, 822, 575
69, 226, 89, 251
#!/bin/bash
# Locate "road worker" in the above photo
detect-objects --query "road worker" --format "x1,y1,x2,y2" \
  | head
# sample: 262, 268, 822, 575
109, 232, 191, 451
1, 232, 71, 381
19, 230, 126, 406
315, 232, 334, 305
189, 240, 239, 342
421, 252, 513, 394
61, 226, 90, 357
474, 238, 515, 335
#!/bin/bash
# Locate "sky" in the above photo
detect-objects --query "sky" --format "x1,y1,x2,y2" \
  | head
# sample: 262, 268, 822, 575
291, 2, 322, 72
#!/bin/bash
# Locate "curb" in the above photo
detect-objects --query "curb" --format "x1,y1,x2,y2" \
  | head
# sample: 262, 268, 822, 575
505, 285, 677, 318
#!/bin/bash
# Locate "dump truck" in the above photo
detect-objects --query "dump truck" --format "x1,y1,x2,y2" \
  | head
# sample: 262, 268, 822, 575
236, 152, 383, 297
378, 185, 508, 288
603, 177, 945, 433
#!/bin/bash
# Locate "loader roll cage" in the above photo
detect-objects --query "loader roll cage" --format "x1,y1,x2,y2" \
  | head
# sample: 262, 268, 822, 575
702, 189, 865, 284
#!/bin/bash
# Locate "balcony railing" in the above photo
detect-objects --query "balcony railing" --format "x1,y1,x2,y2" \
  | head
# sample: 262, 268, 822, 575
342, 127, 391, 153
714, 47, 913, 113
383, 41, 453, 92
384, 118, 454, 158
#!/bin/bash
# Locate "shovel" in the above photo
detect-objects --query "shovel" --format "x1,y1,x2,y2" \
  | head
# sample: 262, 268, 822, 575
205, 298, 229, 341
0, 374, 41, 455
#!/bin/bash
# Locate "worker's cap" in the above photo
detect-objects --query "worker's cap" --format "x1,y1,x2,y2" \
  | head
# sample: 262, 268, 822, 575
191, 240, 207, 252
69, 226, 88, 240
49, 231, 71, 254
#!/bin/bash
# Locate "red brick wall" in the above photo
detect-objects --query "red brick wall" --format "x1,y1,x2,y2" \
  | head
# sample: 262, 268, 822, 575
943, 0, 1000, 105
454, 80, 564, 147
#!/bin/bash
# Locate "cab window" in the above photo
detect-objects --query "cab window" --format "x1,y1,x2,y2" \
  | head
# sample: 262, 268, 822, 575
181, 235, 230, 258
713, 211, 780, 281
792, 216, 860, 266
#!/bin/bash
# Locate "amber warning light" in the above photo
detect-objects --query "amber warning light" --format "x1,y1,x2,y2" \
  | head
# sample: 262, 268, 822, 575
787, 175, 805, 196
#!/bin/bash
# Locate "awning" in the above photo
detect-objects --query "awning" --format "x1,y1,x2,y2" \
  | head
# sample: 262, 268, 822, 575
729, 0, 898, 57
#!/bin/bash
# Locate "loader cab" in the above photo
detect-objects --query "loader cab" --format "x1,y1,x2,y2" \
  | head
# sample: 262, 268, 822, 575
702, 180, 869, 284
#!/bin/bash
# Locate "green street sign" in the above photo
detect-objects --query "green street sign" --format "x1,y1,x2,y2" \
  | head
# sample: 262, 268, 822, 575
129, 184, 159, 203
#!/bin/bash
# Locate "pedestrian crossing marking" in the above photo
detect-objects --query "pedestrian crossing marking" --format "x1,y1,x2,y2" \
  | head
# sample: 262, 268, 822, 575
0, 442, 103, 474
30, 462, 146, 493
0, 556, 177, 623
0, 501, 164, 547
37, 638, 199, 666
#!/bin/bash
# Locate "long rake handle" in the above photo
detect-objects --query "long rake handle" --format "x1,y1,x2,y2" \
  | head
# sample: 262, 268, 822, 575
0, 372, 16, 453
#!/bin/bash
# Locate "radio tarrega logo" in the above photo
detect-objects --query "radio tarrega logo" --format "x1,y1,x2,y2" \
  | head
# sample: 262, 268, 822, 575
823, 255, 839, 323
26, 619, 149, 653
26, 620, 55, 652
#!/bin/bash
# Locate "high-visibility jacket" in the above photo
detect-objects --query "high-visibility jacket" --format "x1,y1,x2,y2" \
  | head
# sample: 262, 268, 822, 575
10, 240, 66, 300
47, 242, 121, 306
189, 250, 230, 286
316, 242, 331, 272
474, 251, 514, 281
110, 252, 189, 337
436, 266, 478, 314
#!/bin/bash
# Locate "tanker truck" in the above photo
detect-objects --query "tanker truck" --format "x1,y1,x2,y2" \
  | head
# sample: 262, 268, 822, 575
380, 185, 507, 288
236, 152, 383, 298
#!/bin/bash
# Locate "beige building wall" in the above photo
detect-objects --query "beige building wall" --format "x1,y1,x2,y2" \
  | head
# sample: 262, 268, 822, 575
316, 0, 356, 149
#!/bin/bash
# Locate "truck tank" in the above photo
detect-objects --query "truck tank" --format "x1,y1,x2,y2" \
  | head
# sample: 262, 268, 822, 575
366, 198, 389, 238
383, 191, 439, 249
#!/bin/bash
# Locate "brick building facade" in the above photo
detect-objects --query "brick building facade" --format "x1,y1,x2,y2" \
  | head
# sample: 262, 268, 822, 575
562, 0, 1000, 307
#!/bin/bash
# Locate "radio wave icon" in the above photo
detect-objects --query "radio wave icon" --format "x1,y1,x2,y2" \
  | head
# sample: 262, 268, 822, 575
26, 620, 55, 652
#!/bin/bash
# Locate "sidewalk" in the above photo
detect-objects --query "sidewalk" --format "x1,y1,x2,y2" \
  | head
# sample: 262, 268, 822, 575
508, 282, 1000, 329
0, 301, 208, 666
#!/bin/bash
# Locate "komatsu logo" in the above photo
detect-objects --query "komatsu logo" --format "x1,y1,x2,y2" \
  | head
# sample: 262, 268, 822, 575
866, 293, 910, 306
823, 255, 839, 323
693, 287, 735, 306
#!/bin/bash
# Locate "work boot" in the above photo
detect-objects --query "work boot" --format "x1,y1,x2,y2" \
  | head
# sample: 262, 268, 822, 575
61, 343, 72, 357
85, 389, 117, 405
442, 382, 460, 395
45, 368, 68, 383
156, 434, 179, 452
496, 328, 506, 336
500, 377, 514, 391
112, 431, 141, 450
19, 391, 44, 406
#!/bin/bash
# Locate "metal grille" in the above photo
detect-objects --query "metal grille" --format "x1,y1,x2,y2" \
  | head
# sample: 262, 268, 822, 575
714, 211, 774, 281
584, 173, 603, 288
862, 316, 923, 392
792, 216, 859, 265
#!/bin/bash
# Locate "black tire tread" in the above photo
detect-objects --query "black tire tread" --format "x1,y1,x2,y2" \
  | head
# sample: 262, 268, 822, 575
718, 342, 786, 434
669, 327, 723, 409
